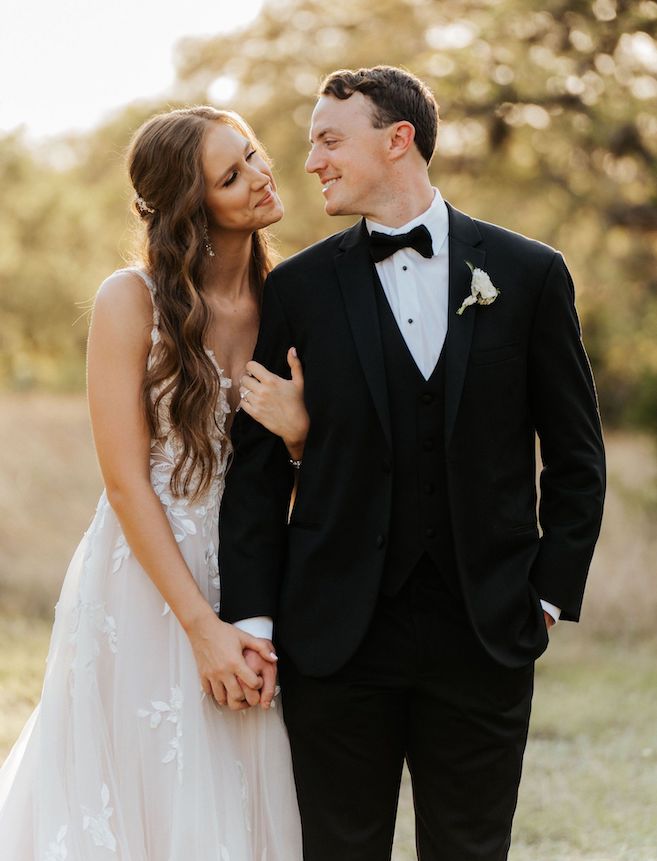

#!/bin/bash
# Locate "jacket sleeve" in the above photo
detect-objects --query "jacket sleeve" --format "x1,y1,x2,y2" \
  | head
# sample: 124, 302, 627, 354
218, 270, 295, 623
528, 252, 606, 621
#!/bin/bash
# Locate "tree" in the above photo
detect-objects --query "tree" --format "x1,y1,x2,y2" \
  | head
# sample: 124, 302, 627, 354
176, 0, 657, 427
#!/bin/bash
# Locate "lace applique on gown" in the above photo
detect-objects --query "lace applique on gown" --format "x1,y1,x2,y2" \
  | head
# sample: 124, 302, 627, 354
0, 268, 302, 860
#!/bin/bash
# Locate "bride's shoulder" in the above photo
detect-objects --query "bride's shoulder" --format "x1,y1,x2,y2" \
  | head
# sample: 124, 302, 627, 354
95, 268, 152, 308
92, 268, 154, 333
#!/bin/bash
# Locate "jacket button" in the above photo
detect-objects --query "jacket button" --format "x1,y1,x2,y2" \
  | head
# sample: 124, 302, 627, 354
425, 527, 436, 538
423, 438, 435, 452
376, 534, 386, 548
422, 393, 434, 405
382, 458, 391, 474
424, 482, 435, 494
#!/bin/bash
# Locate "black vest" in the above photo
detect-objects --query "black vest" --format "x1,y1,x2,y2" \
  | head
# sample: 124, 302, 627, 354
375, 275, 458, 596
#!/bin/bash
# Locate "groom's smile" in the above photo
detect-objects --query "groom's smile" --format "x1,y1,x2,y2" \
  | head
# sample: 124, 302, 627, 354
321, 177, 341, 194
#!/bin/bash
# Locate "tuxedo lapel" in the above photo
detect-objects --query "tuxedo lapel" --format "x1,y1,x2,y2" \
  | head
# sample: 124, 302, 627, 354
335, 220, 392, 450
445, 204, 485, 445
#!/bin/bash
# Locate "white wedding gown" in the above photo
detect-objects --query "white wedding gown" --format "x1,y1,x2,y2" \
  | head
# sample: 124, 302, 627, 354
0, 268, 303, 860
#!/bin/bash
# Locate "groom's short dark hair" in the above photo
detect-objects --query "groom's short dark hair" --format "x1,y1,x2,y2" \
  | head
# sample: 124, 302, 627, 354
320, 66, 438, 164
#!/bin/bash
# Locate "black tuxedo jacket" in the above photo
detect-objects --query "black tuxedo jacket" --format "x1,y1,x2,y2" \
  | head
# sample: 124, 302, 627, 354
219, 204, 606, 676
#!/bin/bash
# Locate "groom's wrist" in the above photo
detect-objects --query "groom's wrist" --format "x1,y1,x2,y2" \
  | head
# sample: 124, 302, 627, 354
234, 616, 274, 640
540, 599, 561, 625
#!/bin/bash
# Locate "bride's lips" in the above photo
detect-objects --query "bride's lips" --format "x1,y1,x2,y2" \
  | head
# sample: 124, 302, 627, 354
255, 189, 275, 207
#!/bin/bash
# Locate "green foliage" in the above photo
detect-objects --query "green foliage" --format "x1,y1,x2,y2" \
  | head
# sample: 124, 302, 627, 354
0, 106, 162, 389
1, 0, 656, 430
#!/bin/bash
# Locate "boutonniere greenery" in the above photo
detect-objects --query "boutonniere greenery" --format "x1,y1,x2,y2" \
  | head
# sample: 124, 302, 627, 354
456, 262, 500, 315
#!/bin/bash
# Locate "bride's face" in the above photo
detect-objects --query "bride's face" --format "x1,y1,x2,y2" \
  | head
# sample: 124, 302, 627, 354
202, 122, 283, 233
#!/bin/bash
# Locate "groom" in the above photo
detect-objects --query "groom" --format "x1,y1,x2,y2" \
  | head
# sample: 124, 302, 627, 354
219, 66, 605, 860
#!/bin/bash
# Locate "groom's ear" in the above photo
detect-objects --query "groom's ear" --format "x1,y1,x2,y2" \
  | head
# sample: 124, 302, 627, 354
388, 121, 416, 161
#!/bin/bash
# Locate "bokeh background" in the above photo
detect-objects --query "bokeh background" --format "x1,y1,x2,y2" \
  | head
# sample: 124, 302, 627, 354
1, 0, 656, 858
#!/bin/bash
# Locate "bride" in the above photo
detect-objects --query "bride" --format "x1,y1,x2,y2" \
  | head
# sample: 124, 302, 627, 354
0, 106, 306, 859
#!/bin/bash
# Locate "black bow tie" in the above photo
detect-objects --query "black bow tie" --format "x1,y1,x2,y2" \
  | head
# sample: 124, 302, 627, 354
369, 223, 434, 263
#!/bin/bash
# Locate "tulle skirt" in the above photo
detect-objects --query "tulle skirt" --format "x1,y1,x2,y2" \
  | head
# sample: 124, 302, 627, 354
0, 493, 302, 860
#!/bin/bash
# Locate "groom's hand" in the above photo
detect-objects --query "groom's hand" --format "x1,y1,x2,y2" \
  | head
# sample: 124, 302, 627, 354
544, 610, 555, 631
241, 642, 278, 710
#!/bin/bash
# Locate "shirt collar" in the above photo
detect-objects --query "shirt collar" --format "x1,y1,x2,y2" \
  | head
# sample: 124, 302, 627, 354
365, 188, 449, 257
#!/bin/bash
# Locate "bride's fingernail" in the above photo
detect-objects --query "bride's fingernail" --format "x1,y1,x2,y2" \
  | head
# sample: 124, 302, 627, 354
291, 347, 297, 357
270, 651, 278, 660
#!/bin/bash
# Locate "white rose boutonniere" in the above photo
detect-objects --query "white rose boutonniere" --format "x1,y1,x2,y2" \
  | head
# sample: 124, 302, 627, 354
456, 261, 500, 315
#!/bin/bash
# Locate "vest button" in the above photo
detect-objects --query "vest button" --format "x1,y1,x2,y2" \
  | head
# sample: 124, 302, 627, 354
376, 534, 386, 549
423, 438, 435, 451
425, 527, 436, 538
424, 482, 435, 494
422, 393, 434, 405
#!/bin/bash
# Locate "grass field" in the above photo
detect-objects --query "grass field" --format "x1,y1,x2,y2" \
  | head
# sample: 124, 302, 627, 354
1, 394, 656, 858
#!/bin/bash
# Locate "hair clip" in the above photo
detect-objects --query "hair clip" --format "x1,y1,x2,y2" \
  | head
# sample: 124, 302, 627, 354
135, 195, 155, 214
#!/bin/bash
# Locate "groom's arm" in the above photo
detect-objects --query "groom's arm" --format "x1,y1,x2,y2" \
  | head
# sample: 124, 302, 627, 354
528, 252, 606, 621
219, 270, 296, 625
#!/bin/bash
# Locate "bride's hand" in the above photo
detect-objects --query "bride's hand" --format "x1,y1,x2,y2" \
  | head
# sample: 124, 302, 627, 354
239, 347, 309, 461
185, 610, 278, 710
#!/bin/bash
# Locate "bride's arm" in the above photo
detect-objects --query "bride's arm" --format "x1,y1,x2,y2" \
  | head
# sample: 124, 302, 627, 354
87, 271, 276, 709
237, 347, 309, 461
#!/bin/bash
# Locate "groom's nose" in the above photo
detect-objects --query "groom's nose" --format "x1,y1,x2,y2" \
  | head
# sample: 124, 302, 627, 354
305, 145, 323, 174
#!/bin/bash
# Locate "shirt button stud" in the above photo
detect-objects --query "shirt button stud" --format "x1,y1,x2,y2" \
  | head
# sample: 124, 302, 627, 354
402, 265, 408, 271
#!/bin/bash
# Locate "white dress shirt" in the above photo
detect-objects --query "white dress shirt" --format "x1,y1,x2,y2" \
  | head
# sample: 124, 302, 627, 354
366, 188, 450, 380
235, 189, 560, 638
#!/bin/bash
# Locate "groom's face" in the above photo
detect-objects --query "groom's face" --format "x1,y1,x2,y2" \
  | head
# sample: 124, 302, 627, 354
305, 93, 391, 218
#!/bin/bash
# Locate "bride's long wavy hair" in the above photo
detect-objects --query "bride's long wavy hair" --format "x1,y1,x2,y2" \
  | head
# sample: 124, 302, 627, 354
127, 106, 276, 499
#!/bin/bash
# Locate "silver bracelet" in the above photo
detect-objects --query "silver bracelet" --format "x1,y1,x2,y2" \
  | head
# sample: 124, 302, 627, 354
289, 458, 302, 470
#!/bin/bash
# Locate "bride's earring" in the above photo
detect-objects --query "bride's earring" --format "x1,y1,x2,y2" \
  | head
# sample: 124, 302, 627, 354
203, 223, 215, 258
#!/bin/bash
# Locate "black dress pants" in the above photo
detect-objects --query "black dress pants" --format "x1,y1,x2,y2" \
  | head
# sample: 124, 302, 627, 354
278, 555, 534, 861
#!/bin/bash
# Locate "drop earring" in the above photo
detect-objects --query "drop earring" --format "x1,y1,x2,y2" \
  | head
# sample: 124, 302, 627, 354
203, 223, 215, 257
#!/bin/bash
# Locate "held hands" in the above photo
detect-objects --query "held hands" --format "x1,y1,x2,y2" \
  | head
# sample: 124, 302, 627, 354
185, 611, 278, 711
239, 347, 309, 461
240, 644, 279, 710
544, 610, 555, 632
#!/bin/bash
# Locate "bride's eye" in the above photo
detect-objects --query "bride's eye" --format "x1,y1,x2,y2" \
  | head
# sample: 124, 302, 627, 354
246, 150, 256, 160
223, 171, 238, 187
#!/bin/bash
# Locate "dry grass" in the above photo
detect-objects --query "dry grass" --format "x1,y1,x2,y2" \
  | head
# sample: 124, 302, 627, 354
1, 394, 657, 858
0, 393, 102, 617
583, 432, 657, 638
390, 632, 657, 861
0, 615, 51, 759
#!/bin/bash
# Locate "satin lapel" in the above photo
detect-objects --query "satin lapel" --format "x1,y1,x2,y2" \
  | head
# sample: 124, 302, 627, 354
445, 204, 485, 445
335, 220, 392, 450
